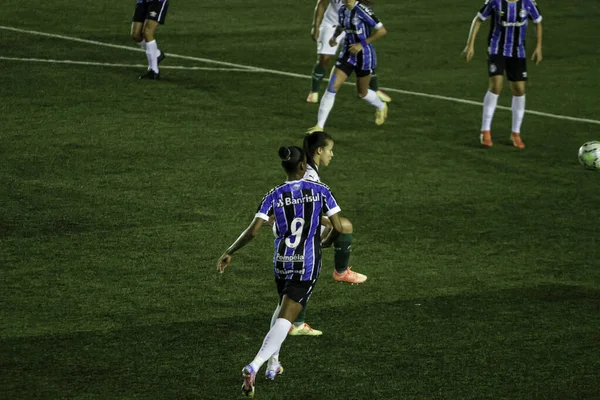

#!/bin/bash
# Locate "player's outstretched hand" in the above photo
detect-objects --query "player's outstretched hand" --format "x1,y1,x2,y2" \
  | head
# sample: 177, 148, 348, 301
531, 47, 543, 64
329, 37, 337, 47
461, 46, 474, 63
217, 253, 232, 273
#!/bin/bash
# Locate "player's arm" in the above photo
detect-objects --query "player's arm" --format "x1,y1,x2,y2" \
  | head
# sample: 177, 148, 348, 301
311, 0, 327, 41
217, 217, 264, 273
462, 16, 483, 63
328, 25, 345, 46
531, 22, 543, 64
321, 213, 342, 248
366, 25, 387, 44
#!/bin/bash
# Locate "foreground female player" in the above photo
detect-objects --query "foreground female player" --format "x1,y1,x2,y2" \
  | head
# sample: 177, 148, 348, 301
217, 146, 343, 397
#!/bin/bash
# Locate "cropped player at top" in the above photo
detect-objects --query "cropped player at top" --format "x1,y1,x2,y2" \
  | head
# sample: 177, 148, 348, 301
288, 132, 367, 337
217, 146, 343, 397
131, 0, 169, 80
462, 0, 543, 148
307, 0, 391, 104
307, 0, 388, 133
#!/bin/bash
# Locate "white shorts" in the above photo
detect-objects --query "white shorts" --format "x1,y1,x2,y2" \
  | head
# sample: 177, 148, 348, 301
317, 24, 346, 56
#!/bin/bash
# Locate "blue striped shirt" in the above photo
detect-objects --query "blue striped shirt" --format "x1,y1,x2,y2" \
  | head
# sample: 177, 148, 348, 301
255, 179, 341, 281
337, 1, 383, 70
478, 0, 542, 58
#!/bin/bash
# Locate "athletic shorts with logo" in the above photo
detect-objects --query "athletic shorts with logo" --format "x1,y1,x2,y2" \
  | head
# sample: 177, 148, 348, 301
336, 52, 373, 78
276, 278, 317, 307
487, 54, 527, 82
132, 0, 169, 24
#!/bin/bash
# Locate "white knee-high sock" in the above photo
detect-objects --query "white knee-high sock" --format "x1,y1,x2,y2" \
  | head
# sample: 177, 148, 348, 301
511, 95, 526, 133
145, 40, 159, 73
136, 40, 146, 50
317, 90, 337, 128
361, 89, 385, 110
249, 318, 291, 372
481, 91, 499, 131
268, 304, 283, 361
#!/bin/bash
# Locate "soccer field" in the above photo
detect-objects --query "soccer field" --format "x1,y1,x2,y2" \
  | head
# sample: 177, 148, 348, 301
1, 1, 599, 399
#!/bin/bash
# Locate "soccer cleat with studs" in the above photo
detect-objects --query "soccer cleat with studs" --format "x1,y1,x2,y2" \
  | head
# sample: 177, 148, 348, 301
480, 130, 493, 147
139, 70, 160, 80
375, 103, 388, 126
510, 132, 525, 149
288, 322, 323, 336
241, 365, 256, 397
333, 266, 367, 284
376, 90, 392, 102
306, 125, 324, 134
306, 92, 319, 103
265, 359, 284, 380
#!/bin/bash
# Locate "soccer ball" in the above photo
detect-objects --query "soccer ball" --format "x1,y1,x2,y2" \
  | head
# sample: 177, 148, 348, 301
578, 141, 600, 170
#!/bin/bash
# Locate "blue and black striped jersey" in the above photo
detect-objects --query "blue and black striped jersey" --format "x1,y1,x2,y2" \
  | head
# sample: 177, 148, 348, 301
478, 0, 542, 58
337, 1, 383, 70
255, 179, 341, 281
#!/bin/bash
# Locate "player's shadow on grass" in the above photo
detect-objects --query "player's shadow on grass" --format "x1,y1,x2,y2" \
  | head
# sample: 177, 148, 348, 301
2, 284, 598, 399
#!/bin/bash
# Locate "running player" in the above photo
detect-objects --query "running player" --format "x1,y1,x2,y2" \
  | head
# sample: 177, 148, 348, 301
217, 146, 343, 397
131, 0, 169, 80
307, 0, 391, 104
307, 0, 388, 133
462, 0, 543, 148
288, 132, 367, 337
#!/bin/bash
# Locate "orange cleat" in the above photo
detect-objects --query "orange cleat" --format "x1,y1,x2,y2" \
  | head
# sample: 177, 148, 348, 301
510, 132, 525, 149
480, 130, 493, 147
333, 266, 367, 284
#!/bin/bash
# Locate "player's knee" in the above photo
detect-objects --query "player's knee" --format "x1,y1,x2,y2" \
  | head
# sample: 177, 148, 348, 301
131, 32, 143, 43
142, 29, 155, 42
340, 217, 353, 234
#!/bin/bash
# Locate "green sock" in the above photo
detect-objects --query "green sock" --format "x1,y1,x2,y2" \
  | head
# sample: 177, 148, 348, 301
369, 73, 379, 91
334, 233, 352, 274
293, 305, 306, 326
311, 63, 326, 93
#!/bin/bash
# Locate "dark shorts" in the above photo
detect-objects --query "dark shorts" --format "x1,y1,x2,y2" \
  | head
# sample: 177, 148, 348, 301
488, 54, 527, 82
132, 0, 169, 24
335, 53, 373, 78
276, 278, 317, 307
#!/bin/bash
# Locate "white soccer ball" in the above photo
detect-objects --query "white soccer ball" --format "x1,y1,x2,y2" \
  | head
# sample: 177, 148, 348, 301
578, 141, 600, 170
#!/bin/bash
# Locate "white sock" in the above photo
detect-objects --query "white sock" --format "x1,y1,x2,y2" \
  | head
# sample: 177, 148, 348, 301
145, 40, 159, 73
317, 91, 337, 128
249, 318, 291, 372
268, 304, 282, 358
481, 91, 499, 131
511, 95, 526, 133
361, 89, 385, 110
136, 39, 146, 50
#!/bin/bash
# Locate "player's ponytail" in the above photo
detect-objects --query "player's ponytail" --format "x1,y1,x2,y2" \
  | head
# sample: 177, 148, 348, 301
303, 132, 333, 168
278, 146, 305, 173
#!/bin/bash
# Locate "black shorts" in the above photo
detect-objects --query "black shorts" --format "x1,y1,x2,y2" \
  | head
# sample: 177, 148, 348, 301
335, 54, 373, 78
132, 0, 169, 24
276, 278, 317, 307
488, 54, 527, 82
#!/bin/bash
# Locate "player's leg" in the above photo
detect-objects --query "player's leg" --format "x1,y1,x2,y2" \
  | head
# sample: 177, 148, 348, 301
481, 55, 505, 147
242, 291, 303, 396
307, 64, 350, 133
308, 25, 340, 103
508, 57, 527, 149
369, 69, 392, 102
131, 22, 145, 48
357, 72, 387, 126
139, 0, 168, 79
308, 54, 335, 103
332, 217, 367, 284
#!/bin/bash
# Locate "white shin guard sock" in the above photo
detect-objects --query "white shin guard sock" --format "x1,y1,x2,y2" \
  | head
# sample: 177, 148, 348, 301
511, 95, 526, 133
249, 318, 292, 372
481, 91, 499, 131
145, 40, 159, 73
361, 89, 385, 109
317, 91, 337, 128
